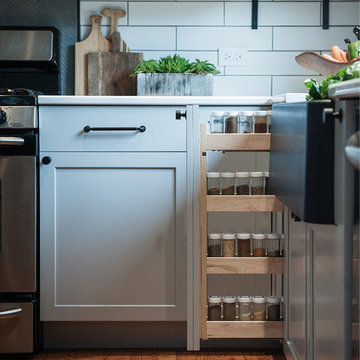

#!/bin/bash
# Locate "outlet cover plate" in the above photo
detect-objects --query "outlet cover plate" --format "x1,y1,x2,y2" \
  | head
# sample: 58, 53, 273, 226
219, 48, 248, 66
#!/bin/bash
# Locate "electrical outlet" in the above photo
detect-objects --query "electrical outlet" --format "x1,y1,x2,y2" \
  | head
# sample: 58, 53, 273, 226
219, 48, 248, 66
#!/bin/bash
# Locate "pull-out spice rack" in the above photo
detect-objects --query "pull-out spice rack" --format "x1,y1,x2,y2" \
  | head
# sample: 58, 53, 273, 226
199, 123, 284, 340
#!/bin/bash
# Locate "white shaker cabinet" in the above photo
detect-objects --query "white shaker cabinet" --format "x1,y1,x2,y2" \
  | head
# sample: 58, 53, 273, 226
39, 106, 189, 321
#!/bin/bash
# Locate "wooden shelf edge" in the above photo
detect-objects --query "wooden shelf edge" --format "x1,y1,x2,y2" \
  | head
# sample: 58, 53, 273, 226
207, 257, 284, 274
206, 133, 271, 151
206, 321, 283, 339
207, 195, 284, 212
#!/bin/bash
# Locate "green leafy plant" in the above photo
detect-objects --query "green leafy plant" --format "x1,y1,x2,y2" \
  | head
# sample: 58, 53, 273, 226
305, 61, 360, 101
131, 54, 220, 76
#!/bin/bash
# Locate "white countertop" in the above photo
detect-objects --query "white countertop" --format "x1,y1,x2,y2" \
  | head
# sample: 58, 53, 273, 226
38, 94, 307, 106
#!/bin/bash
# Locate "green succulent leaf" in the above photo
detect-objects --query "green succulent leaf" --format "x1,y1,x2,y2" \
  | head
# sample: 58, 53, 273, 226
130, 54, 220, 76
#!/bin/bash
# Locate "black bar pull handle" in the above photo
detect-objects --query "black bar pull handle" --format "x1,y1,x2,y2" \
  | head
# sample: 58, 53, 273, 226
84, 126, 146, 133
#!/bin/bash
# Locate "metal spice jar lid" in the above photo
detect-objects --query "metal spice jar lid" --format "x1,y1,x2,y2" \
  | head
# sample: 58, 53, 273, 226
238, 111, 253, 116
252, 233, 266, 240
252, 296, 266, 303
221, 172, 235, 178
222, 296, 236, 303
237, 233, 251, 239
224, 111, 238, 116
250, 171, 264, 177
207, 172, 220, 178
253, 111, 268, 116
238, 296, 251, 302
208, 296, 221, 304
235, 172, 250, 178
266, 296, 281, 304
208, 233, 221, 240
222, 233, 236, 240
267, 232, 280, 240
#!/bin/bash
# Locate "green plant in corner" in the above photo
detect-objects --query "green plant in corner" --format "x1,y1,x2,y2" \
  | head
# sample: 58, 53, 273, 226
130, 54, 220, 76
305, 61, 360, 101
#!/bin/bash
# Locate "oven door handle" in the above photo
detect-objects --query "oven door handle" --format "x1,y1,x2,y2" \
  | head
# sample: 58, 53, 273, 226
0, 307, 22, 319
0, 137, 25, 146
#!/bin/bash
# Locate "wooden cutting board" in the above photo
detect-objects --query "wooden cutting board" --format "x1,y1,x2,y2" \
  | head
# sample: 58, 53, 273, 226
75, 15, 110, 95
87, 51, 143, 95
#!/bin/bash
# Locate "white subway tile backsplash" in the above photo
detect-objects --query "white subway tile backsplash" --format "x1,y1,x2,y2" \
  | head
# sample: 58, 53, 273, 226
328, 2, 360, 26
117, 27, 176, 50
129, 2, 223, 26
259, 2, 321, 26
80, 26, 176, 49
225, 3, 252, 26
274, 26, 354, 50
225, 52, 319, 75
79, 0, 355, 96
178, 27, 272, 51
272, 75, 323, 95
213, 76, 271, 96
80, 2, 128, 25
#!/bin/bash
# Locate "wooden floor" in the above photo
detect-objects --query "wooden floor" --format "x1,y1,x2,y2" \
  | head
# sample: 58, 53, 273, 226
27, 349, 286, 360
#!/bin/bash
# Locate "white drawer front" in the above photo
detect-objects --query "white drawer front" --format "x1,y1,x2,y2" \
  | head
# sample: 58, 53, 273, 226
39, 106, 186, 152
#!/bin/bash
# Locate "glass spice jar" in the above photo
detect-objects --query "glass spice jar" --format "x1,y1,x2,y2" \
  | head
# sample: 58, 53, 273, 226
221, 172, 235, 195
222, 296, 236, 321
208, 296, 222, 321
266, 296, 281, 321
264, 171, 270, 195
266, 232, 281, 257
253, 111, 268, 133
252, 296, 266, 321
238, 296, 252, 321
281, 296, 285, 320
250, 172, 264, 195
237, 233, 251, 257
209, 111, 224, 133
222, 233, 236, 257
267, 110, 272, 133
208, 233, 222, 257
280, 234, 285, 257
238, 111, 253, 134
235, 172, 250, 195
207, 172, 220, 195
252, 233, 266, 257
224, 111, 238, 133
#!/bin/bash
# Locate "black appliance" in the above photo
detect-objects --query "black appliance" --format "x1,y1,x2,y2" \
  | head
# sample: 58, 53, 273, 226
0, 27, 60, 95
0, 88, 39, 354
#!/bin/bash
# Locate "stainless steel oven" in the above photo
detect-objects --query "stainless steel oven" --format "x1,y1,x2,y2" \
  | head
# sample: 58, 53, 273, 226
0, 89, 39, 354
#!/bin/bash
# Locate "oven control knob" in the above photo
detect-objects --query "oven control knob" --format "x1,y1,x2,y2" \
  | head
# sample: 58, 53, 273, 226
42, 156, 52, 165
0, 109, 7, 124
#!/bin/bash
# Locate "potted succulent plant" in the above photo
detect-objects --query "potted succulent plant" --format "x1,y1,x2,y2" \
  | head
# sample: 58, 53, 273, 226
131, 54, 220, 96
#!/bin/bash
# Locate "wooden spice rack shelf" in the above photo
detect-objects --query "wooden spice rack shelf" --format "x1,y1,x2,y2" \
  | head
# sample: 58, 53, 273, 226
207, 257, 284, 275
206, 321, 283, 339
205, 133, 271, 151
207, 195, 284, 212
199, 124, 285, 340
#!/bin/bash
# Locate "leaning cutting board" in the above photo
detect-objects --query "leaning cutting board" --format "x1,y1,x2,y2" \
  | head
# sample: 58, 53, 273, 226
75, 15, 110, 95
87, 51, 143, 95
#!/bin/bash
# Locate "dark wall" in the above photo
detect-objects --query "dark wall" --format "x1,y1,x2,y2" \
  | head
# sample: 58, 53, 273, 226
0, 0, 79, 95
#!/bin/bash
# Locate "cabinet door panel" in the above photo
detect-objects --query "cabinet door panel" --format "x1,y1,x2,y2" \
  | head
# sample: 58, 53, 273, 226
288, 217, 307, 360
40, 152, 186, 321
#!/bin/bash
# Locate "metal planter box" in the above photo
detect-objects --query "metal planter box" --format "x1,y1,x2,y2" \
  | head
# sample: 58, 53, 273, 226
136, 73, 213, 96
